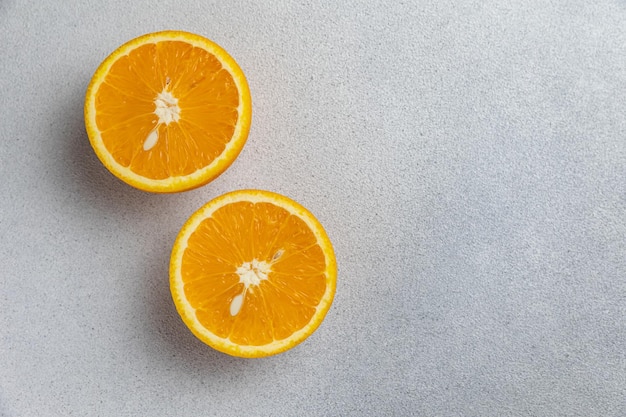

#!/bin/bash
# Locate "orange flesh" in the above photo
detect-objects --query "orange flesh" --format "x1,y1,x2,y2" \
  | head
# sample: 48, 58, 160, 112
180, 202, 328, 346
94, 41, 239, 179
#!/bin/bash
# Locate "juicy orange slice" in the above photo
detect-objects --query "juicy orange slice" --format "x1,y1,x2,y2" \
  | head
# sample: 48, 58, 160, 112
170, 190, 337, 357
84, 31, 252, 192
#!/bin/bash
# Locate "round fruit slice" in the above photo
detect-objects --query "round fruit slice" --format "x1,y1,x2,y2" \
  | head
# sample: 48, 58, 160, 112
84, 31, 252, 192
170, 190, 337, 358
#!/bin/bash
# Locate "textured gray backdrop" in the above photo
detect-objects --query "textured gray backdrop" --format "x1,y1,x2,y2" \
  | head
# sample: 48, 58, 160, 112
1, 1, 625, 416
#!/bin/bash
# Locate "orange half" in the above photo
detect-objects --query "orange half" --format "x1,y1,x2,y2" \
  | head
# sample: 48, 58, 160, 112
170, 190, 337, 357
84, 31, 252, 192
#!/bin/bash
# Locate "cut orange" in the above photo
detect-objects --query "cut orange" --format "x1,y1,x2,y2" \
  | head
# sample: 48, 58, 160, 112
170, 190, 337, 358
84, 31, 252, 192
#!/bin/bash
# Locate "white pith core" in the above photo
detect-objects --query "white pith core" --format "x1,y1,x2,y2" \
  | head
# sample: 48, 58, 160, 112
143, 89, 181, 151
155, 90, 180, 124
230, 255, 282, 317
237, 259, 271, 287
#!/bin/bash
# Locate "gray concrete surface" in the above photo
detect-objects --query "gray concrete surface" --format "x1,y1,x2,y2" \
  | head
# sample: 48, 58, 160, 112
1, 1, 625, 415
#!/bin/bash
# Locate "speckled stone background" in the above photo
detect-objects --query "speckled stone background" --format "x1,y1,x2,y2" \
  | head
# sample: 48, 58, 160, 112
1, 1, 625, 416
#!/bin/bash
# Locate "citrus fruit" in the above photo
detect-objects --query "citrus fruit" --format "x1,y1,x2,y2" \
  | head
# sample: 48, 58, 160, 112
170, 190, 337, 358
84, 31, 252, 192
